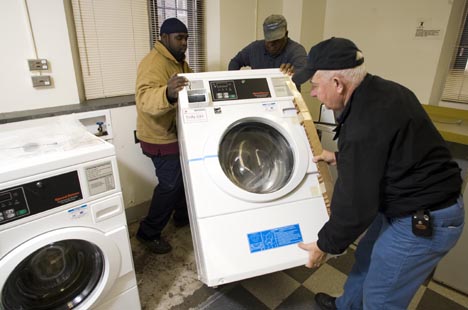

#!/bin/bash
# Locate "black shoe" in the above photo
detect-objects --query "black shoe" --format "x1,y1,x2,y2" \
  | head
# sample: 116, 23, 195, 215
136, 234, 172, 254
314, 292, 337, 310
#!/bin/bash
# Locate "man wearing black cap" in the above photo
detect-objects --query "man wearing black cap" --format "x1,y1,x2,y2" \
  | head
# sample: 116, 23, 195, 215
135, 18, 191, 254
293, 37, 464, 309
228, 14, 307, 77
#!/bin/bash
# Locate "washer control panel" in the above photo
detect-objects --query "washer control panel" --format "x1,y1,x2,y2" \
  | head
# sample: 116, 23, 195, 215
0, 171, 83, 225
209, 78, 271, 102
0, 187, 29, 223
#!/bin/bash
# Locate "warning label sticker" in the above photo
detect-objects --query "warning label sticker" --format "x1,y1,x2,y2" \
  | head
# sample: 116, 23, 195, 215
247, 224, 303, 253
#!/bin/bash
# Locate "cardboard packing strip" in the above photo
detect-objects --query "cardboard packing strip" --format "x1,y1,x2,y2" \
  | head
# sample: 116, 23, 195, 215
287, 81, 333, 216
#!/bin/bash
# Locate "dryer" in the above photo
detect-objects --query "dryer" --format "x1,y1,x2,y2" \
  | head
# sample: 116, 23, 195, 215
178, 69, 329, 286
0, 117, 141, 309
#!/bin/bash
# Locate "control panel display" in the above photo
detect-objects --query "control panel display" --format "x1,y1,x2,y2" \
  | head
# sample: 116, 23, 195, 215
0, 187, 29, 223
0, 192, 12, 203
210, 78, 271, 102
0, 171, 82, 225
210, 80, 237, 100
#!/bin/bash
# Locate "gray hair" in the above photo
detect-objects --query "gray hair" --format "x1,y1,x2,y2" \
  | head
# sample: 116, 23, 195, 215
317, 51, 367, 86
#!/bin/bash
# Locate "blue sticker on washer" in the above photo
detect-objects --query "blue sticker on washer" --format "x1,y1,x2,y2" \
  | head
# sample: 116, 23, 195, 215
67, 204, 88, 219
248, 224, 303, 253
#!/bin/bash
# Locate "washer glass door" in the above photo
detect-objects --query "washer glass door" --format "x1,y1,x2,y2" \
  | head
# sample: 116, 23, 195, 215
1, 239, 103, 310
219, 121, 294, 193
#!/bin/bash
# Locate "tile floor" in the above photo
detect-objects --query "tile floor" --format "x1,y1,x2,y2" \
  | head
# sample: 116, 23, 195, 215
129, 220, 468, 310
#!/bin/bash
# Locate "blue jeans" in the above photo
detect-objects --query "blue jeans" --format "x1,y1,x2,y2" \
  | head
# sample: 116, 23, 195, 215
336, 196, 465, 310
137, 154, 187, 240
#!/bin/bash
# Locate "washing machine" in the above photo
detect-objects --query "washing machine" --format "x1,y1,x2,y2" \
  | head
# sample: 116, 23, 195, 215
0, 117, 141, 309
178, 69, 330, 287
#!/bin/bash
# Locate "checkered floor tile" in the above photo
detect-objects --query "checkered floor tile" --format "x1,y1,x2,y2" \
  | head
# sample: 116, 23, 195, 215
130, 222, 468, 310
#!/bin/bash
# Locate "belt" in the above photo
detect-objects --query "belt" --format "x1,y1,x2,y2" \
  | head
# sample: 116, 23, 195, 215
392, 196, 460, 218
426, 196, 459, 213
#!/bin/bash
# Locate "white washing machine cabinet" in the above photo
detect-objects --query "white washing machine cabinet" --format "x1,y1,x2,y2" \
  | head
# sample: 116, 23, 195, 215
0, 118, 141, 309
178, 69, 330, 286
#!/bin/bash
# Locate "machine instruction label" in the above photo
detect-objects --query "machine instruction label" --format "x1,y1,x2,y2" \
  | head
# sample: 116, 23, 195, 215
86, 162, 115, 196
247, 224, 303, 253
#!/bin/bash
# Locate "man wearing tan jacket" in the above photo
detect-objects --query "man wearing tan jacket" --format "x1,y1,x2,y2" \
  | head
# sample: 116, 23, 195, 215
135, 18, 192, 254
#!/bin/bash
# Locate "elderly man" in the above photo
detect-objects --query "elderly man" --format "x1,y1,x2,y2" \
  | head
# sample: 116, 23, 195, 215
293, 37, 464, 310
228, 14, 307, 77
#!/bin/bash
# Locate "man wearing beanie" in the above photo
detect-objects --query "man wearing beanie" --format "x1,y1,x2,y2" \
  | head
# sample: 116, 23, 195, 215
293, 37, 464, 309
228, 14, 307, 85
135, 17, 192, 254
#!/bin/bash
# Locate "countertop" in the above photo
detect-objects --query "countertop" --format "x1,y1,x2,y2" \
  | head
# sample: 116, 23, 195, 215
423, 104, 468, 146
0, 95, 135, 124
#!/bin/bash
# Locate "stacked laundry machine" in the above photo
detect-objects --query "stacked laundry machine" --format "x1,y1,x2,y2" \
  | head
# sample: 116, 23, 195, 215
177, 69, 330, 286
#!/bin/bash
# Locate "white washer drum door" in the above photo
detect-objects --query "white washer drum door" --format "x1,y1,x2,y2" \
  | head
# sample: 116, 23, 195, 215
0, 227, 121, 310
205, 117, 309, 202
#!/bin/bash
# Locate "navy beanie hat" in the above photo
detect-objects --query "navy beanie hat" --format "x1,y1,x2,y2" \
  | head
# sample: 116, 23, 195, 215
160, 18, 188, 35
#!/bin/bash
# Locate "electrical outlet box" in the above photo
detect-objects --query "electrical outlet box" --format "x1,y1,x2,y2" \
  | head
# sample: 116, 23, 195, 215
31, 75, 52, 87
28, 59, 49, 71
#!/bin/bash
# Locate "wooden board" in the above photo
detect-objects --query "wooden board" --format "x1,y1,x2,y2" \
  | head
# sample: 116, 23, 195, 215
287, 81, 333, 215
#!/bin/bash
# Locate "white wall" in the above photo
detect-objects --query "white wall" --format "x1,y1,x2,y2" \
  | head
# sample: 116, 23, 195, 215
4, 0, 465, 114
0, 0, 81, 113
206, 0, 258, 71
109, 105, 156, 211
205, 0, 468, 119
296, 0, 327, 120
205, 0, 321, 73
256, 0, 283, 39
323, 0, 457, 106
205, 0, 221, 71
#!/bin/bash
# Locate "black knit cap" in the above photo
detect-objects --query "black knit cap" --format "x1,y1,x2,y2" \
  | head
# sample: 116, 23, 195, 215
293, 37, 364, 85
160, 18, 188, 35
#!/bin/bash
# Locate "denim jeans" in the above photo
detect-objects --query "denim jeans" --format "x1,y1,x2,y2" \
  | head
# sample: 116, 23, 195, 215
137, 154, 188, 240
336, 196, 465, 310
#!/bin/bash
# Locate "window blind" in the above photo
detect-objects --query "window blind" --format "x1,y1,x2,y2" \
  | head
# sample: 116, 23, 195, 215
148, 0, 206, 73
71, 0, 150, 99
442, 3, 468, 104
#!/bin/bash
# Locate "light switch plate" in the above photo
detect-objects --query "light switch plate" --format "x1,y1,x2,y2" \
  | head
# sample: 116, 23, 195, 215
28, 59, 49, 71
31, 75, 52, 87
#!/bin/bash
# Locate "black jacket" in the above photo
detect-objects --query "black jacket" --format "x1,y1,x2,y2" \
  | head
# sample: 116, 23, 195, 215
317, 74, 462, 254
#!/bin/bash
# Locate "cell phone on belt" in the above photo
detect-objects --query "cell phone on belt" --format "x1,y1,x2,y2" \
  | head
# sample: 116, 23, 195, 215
412, 209, 432, 237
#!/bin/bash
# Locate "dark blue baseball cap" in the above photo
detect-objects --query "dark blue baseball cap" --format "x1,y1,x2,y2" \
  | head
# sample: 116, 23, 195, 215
293, 37, 364, 85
